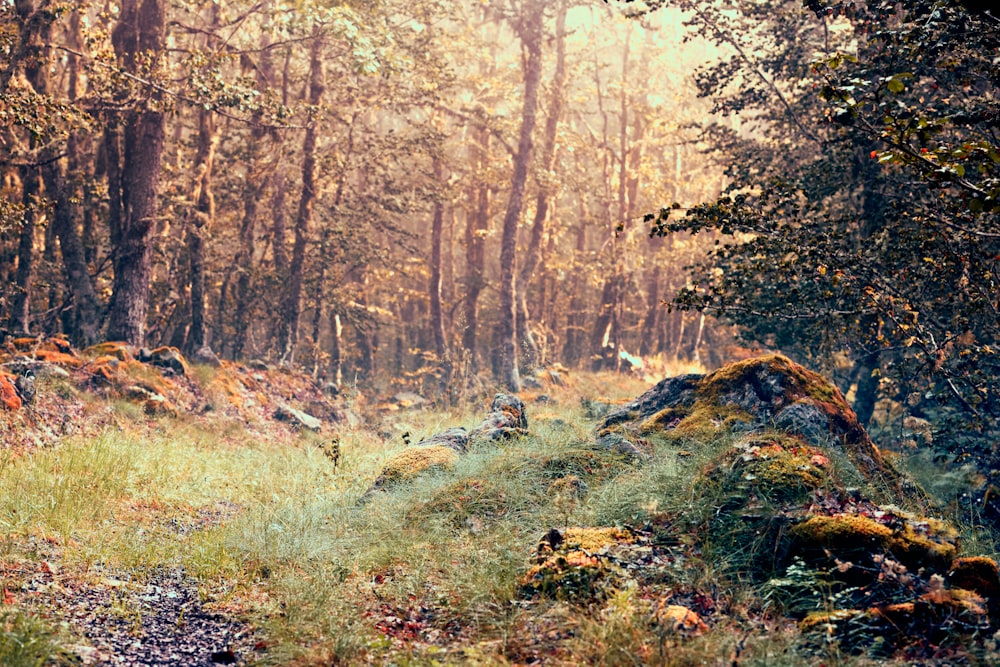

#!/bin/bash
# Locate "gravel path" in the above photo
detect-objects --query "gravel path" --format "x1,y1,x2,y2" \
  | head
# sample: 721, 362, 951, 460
12, 557, 259, 666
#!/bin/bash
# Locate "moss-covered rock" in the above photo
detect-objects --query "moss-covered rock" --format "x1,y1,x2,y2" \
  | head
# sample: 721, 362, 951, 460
948, 556, 1000, 606
599, 354, 914, 498
373, 445, 459, 489
519, 549, 630, 604
789, 512, 959, 572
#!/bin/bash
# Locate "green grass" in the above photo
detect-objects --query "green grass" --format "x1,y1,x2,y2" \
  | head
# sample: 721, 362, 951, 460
1, 368, 998, 666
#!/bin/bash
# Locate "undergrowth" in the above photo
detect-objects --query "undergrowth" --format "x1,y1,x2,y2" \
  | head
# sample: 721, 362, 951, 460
0, 364, 997, 665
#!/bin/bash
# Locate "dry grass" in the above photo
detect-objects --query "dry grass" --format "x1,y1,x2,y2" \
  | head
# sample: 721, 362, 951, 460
1, 359, 998, 666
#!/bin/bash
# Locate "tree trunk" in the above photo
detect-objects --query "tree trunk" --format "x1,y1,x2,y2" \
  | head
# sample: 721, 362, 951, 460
231, 5, 279, 360
277, 29, 324, 363
853, 351, 881, 428
429, 158, 452, 399
185, 105, 217, 353
639, 264, 661, 357
106, 0, 166, 345
562, 221, 587, 367
53, 10, 101, 346
516, 0, 568, 371
495, 0, 544, 391
7, 0, 53, 335
461, 128, 490, 370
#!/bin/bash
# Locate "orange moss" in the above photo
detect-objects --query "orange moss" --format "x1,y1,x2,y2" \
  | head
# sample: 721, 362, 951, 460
800, 609, 862, 631
653, 603, 709, 636
32, 349, 82, 367
871, 588, 987, 626
83, 342, 133, 361
0, 373, 22, 411
519, 550, 628, 603
948, 556, 1000, 601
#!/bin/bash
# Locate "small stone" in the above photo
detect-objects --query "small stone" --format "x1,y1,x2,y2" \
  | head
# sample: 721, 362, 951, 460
274, 405, 322, 431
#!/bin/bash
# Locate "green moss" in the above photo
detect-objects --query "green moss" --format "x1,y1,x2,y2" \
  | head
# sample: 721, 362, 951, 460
378, 445, 459, 485
790, 512, 959, 571
562, 527, 634, 552
697, 353, 844, 407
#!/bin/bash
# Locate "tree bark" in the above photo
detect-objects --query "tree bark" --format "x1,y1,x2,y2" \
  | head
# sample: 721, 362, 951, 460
495, 0, 544, 391
639, 264, 661, 357
517, 0, 568, 371
185, 105, 217, 353
105, 0, 166, 345
461, 128, 490, 370
7, 0, 52, 335
429, 158, 452, 399
277, 29, 324, 363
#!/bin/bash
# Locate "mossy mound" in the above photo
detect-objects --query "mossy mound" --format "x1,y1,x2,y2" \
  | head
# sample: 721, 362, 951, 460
518, 550, 630, 604
373, 445, 459, 489
801, 587, 990, 655
701, 435, 841, 507
790, 513, 959, 573
0, 372, 22, 411
411, 477, 523, 529
599, 354, 910, 496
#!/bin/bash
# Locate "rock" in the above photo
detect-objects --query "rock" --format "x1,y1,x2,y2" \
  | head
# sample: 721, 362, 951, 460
598, 354, 912, 496
247, 359, 270, 371
14, 369, 35, 404
274, 405, 322, 432
598, 374, 701, 428
415, 427, 469, 454
145, 346, 188, 376
948, 556, 1000, 608
521, 375, 543, 390
593, 432, 648, 460
469, 393, 528, 442
362, 393, 528, 499
393, 391, 428, 409
323, 382, 340, 397
192, 345, 221, 367
772, 399, 835, 447
547, 369, 566, 386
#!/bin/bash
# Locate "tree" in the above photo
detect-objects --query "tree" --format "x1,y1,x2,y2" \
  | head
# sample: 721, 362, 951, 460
105, 0, 167, 345
648, 0, 1000, 459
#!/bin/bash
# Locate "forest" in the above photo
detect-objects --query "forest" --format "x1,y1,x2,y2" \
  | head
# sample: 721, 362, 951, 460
1, 0, 999, 665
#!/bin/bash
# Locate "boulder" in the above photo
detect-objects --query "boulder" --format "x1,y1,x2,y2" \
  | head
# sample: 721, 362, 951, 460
414, 427, 469, 454
274, 405, 322, 432
598, 354, 912, 496
469, 393, 528, 442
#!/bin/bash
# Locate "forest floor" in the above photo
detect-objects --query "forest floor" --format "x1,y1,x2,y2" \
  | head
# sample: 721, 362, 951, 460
0, 341, 998, 666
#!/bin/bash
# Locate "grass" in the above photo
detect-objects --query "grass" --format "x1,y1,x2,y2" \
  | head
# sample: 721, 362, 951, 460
1, 363, 999, 665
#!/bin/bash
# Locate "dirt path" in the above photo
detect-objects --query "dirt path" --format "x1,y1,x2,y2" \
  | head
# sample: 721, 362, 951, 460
10, 553, 258, 666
